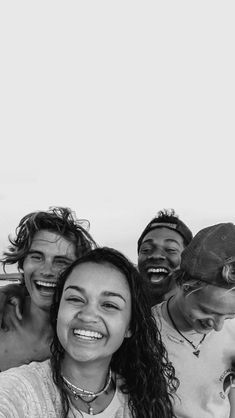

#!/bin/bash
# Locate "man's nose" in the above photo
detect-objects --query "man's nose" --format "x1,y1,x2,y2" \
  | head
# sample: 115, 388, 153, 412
148, 248, 166, 260
40, 260, 55, 277
213, 316, 225, 332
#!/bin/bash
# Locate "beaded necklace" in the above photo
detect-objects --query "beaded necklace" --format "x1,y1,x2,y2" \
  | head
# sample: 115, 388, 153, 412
61, 368, 112, 415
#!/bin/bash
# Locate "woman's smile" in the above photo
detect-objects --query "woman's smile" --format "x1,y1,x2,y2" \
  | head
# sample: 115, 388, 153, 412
57, 261, 132, 364
73, 329, 104, 341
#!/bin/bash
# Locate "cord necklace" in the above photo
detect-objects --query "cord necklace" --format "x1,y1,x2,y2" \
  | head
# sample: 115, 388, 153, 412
166, 296, 206, 357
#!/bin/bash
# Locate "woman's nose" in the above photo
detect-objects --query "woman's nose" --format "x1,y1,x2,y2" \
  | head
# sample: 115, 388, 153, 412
78, 303, 98, 322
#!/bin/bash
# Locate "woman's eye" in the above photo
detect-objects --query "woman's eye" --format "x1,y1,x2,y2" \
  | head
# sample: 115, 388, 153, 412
103, 302, 119, 310
67, 297, 84, 303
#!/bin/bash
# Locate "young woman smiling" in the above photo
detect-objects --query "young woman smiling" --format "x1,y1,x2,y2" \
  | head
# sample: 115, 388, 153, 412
0, 247, 178, 417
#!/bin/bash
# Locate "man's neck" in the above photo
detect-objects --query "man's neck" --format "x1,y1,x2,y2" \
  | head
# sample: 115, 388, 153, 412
165, 294, 194, 333
22, 296, 52, 335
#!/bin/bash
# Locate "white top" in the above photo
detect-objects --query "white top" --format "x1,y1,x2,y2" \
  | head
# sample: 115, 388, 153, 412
0, 360, 131, 418
153, 303, 235, 418
71, 387, 123, 417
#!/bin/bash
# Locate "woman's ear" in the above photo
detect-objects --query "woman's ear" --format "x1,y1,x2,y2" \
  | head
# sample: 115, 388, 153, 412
124, 328, 132, 338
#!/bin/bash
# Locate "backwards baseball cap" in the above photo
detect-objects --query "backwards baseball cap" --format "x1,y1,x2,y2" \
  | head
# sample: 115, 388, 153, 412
137, 209, 193, 253
181, 223, 235, 288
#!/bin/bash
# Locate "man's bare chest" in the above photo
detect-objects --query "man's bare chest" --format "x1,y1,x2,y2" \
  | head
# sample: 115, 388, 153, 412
0, 326, 51, 371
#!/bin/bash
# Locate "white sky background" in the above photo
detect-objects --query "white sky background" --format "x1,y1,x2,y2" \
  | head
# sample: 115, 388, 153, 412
0, 1, 234, 273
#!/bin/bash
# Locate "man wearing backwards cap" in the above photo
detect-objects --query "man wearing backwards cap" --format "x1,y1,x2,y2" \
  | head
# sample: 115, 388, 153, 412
153, 222, 235, 418
138, 209, 193, 306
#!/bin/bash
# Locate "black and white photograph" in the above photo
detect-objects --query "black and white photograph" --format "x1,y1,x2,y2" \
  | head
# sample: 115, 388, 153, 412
0, 2, 234, 417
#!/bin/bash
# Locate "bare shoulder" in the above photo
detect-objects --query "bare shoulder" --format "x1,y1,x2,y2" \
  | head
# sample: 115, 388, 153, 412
0, 307, 51, 371
0, 284, 26, 329
0, 283, 26, 301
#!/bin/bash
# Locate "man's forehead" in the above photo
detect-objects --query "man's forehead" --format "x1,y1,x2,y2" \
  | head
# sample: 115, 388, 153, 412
200, 283, 235, 298
32, 230, 64, 244
142, 227, 184, 245
30, 230, 75, 255
196, 285, 235, 311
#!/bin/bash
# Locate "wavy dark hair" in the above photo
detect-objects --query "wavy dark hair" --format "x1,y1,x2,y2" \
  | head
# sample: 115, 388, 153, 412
50, 247, 178, 418
1, 206, 96, 272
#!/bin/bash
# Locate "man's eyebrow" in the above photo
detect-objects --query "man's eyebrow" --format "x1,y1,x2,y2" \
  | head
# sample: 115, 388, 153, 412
53, 255, 74, 261
142, 238, 181, 246
199, 303, 221, 313
28, 250, 43, 254
199, 304, 235, 316
28, 250, 74, 261
199, 304, 213, 312
164, 238, 181, 246
64, 286, 127, 302
140, 239, 154, 246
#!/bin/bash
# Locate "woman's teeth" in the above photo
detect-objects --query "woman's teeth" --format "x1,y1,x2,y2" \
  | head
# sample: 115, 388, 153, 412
73, 329, 103, 340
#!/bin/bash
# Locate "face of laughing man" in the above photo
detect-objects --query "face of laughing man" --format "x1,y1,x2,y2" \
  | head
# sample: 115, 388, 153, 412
138, 227, 184, 301
177, 284, 235, 334
23, 230, 77, 312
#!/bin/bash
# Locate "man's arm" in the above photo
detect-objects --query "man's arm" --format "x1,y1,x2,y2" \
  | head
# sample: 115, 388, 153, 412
0, 284, 27, 328
229, 387, 235, 418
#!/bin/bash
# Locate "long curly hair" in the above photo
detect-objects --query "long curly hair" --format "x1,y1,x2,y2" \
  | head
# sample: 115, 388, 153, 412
50, 247, 178, 418
1, 206, 96, 272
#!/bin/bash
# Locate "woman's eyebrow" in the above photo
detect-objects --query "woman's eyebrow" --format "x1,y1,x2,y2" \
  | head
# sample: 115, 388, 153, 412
64, 285, 83, 292
102, 291, 127, 303
64, 286, 127, 302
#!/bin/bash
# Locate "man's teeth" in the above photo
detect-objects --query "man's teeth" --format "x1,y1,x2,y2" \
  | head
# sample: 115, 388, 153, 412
36, 281, 57, 288
147, 268, 168, 274
73, 329, 103, 340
